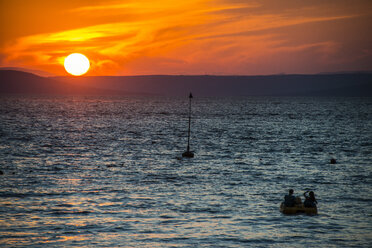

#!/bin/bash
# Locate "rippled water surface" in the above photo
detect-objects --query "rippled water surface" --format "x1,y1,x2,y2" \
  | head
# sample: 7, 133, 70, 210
0, 96, 371, 247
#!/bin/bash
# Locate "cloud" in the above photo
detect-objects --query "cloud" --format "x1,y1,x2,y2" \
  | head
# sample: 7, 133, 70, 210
1, 0, 371, 75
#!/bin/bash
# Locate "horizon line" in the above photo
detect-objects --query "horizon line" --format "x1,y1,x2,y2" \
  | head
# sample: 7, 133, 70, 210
1, 67, 372, 78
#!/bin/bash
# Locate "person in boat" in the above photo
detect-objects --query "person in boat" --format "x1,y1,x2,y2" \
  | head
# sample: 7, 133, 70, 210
303, 191, 317, 208
284, 189, 296, 207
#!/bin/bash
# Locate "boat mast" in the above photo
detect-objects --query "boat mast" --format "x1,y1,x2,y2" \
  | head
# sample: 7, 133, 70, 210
182, 92, 194, 157
186, 92, 192, 152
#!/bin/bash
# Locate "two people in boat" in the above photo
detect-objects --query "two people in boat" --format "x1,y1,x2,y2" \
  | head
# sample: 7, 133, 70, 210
284, 189, 317, 208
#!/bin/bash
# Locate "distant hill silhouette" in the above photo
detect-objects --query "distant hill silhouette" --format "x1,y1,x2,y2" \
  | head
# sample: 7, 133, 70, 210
55, 73, 372, 97
1, 69, 371, 96
0, 67, 55, 77
0, 70, 136, 96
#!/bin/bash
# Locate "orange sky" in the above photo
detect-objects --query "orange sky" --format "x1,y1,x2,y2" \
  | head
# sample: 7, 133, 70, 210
0, 0, 371, 76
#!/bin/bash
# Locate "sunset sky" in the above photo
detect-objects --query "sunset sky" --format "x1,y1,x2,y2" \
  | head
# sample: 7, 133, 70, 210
0, 0, 371, 76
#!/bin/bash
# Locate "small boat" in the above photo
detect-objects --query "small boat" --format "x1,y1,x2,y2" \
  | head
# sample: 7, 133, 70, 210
280, 202, 317, 215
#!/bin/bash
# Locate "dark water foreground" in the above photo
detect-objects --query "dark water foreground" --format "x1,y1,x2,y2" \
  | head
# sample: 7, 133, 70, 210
0, 96, 371, 247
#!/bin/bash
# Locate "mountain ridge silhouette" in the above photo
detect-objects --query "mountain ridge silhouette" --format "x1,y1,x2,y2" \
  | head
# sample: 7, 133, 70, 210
1, 69, 371, 96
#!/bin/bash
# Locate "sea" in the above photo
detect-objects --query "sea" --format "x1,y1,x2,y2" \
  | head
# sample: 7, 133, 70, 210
0, 96, 371, 248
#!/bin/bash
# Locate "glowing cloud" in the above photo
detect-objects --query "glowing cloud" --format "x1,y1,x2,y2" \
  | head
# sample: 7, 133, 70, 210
0, 0, 371, 75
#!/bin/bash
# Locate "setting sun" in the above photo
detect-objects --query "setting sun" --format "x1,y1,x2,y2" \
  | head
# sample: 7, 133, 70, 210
64, 53, 90, 76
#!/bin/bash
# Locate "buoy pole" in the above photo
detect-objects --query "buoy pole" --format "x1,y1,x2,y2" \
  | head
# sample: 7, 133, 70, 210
182, 93, 194, 158
187, 93, 192, 151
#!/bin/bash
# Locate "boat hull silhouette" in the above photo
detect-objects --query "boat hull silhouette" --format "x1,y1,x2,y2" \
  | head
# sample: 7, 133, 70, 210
280, 202, 317, 215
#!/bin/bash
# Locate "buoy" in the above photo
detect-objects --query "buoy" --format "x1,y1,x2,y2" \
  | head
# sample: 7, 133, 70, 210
330, 158, 336, 164
182, 150, 194, 158
182, 93, 194, 158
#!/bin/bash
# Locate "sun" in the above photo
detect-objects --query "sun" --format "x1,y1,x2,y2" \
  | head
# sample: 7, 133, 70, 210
64, 53, 90, 76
